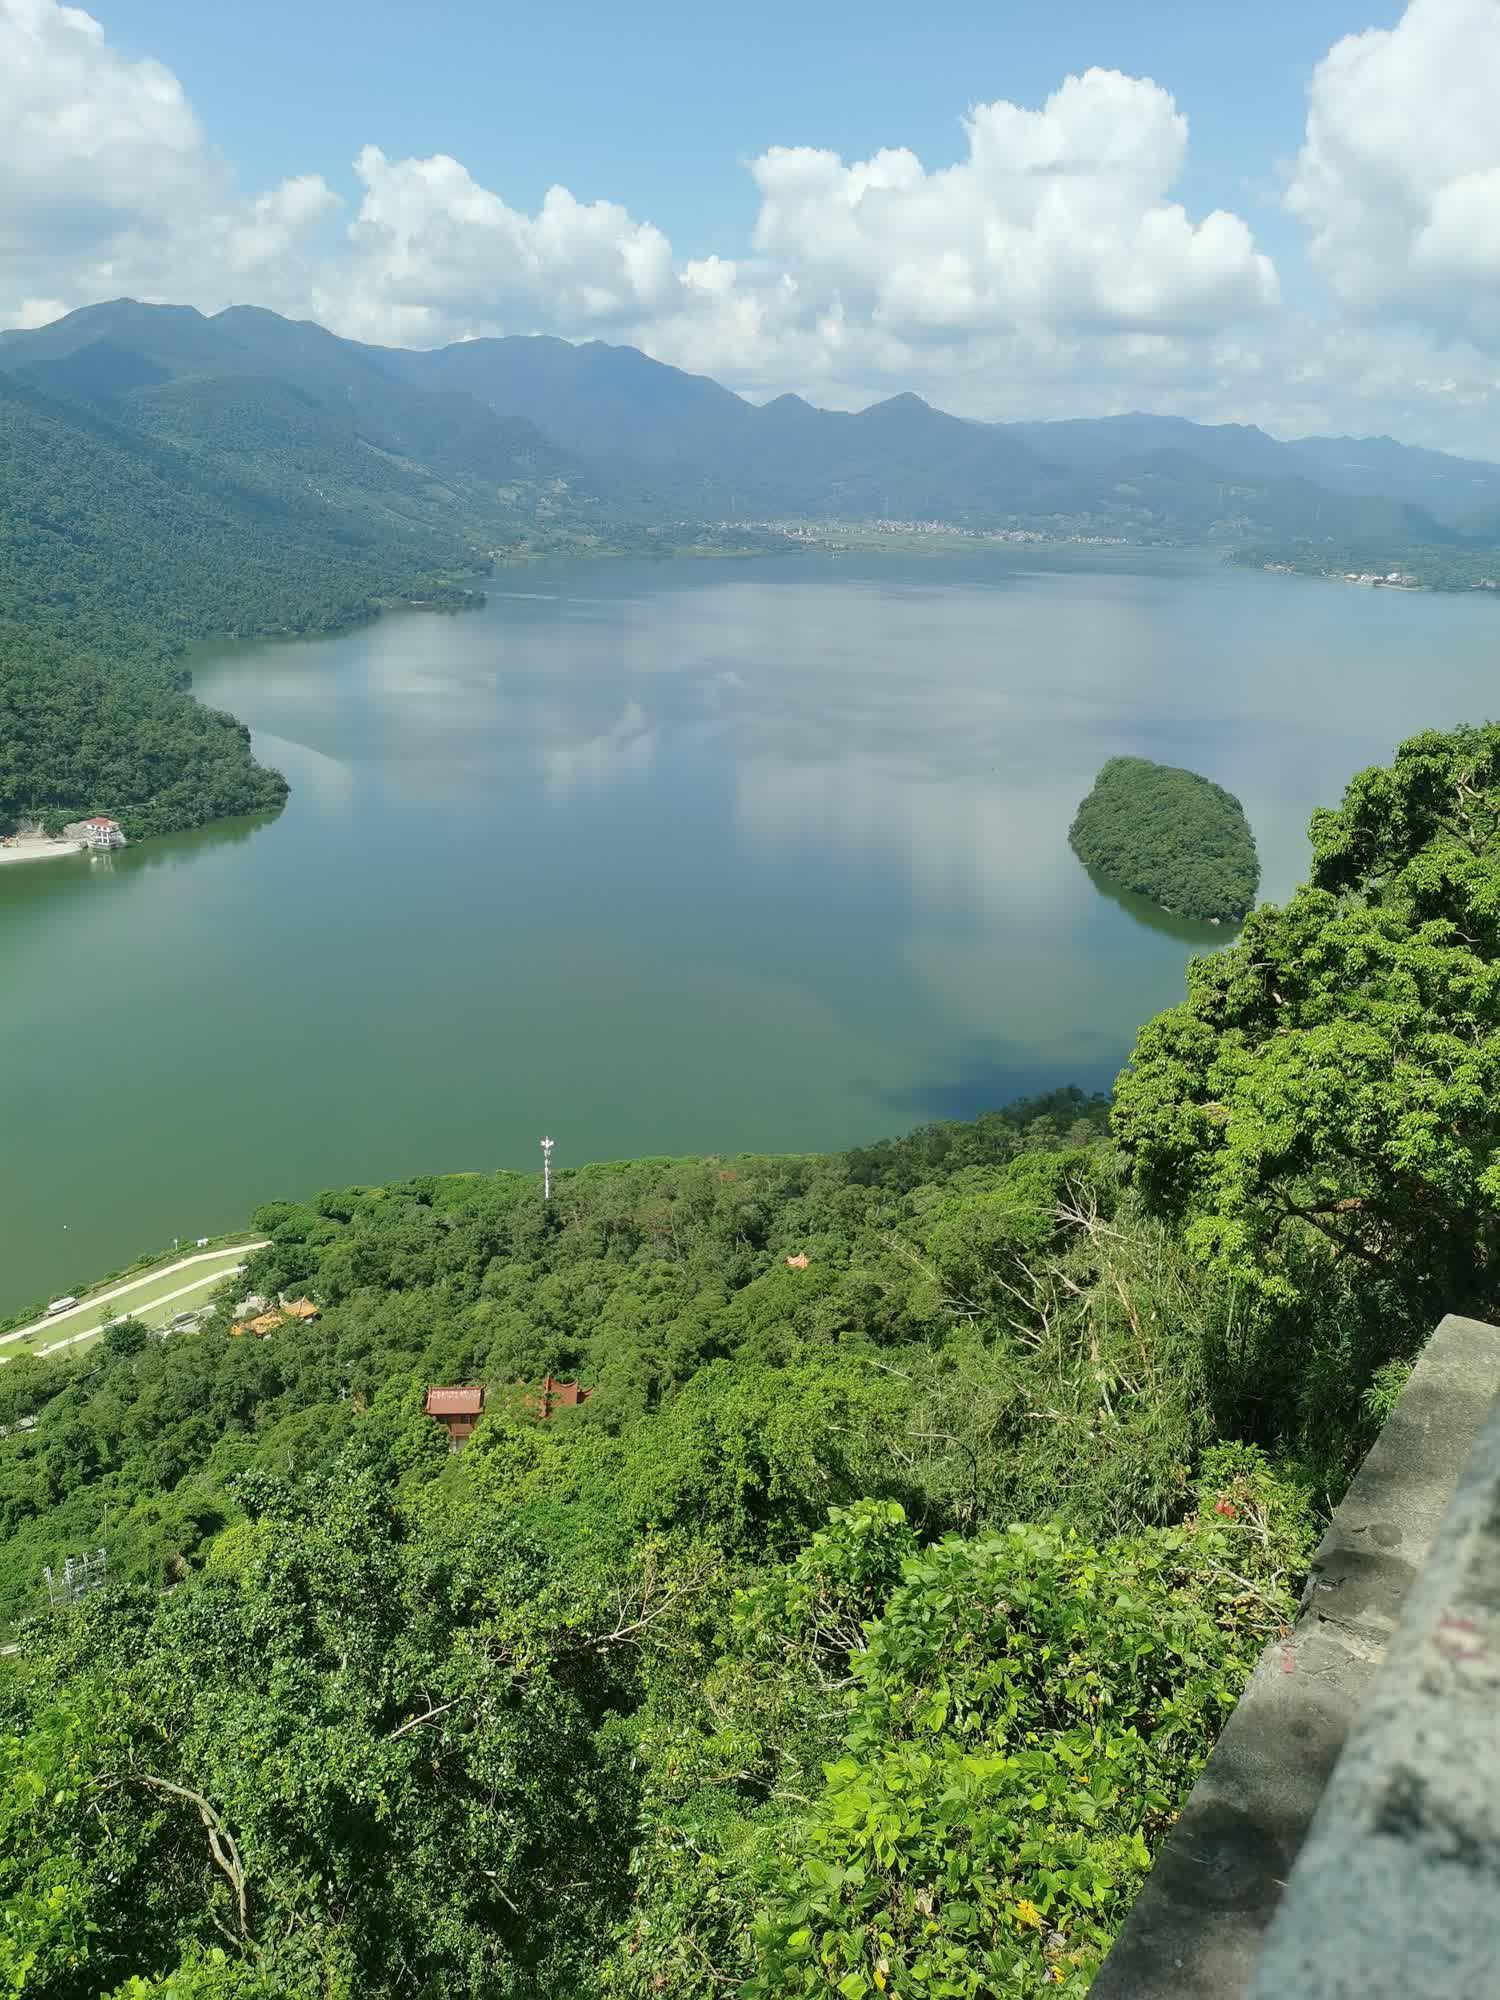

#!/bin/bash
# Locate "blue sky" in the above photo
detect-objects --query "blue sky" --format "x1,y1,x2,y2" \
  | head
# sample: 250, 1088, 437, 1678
6, 0, 1500, 449
107, 0, 1388, 278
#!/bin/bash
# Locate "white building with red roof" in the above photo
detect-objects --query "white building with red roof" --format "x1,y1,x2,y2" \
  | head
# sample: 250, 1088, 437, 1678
63, 816, 126, 850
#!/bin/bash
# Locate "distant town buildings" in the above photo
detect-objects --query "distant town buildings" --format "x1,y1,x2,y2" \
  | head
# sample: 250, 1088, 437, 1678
718, 518, 1126, 549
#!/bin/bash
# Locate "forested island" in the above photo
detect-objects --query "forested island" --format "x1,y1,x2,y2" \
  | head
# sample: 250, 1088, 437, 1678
6, 724, 1500, 1996
1070, 755, 1260, 922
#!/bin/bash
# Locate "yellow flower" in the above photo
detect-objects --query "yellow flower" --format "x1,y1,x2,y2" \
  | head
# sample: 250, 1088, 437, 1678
1015, 1899, 1043, 1931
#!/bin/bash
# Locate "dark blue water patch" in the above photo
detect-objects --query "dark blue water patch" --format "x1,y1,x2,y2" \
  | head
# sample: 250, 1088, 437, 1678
861, 1025, 1127, 1125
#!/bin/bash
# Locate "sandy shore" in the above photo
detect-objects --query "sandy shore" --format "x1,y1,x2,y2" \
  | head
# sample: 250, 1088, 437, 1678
0, 839, 83, 867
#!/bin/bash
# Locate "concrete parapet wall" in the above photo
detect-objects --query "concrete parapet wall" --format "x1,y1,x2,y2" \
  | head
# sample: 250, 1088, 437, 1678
1091, 1312, 1500, 2000
1247, 1355, 1500, 1996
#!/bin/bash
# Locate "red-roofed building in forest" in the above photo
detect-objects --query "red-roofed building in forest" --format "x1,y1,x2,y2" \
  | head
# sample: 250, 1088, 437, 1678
424, 1384, 485, 1446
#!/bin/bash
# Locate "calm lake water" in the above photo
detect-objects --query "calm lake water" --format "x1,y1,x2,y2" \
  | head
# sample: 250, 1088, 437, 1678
3, 547, 1498, 1310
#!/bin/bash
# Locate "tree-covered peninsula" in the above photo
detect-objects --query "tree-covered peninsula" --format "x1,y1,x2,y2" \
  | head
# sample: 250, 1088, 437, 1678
1069, 755, 1260, 922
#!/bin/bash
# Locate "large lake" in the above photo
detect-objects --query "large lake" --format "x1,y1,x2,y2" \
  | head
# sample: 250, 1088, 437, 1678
3, 547, 1497, 1309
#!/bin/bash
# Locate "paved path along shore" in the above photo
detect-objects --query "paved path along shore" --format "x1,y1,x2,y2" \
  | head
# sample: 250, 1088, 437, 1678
0, 1242, 269, 1355
32, 1265, 252, 1355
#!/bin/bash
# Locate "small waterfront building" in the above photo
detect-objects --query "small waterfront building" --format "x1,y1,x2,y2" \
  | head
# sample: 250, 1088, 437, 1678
63, 816, 126, 850
424, 1384, 485, 1446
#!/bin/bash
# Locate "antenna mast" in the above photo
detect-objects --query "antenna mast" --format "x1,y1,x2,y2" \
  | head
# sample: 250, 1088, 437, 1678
541, 1136, 555, 1201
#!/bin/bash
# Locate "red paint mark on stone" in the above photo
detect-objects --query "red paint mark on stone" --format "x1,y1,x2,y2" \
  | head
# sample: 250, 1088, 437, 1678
1434, 1612, 1488, 1661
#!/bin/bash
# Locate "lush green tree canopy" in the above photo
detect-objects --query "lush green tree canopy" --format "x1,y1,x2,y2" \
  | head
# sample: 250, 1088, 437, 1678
0, 623, 286, 839
1069, 756, 1260, 923
0, 1080, 1319, 1999
1115, 722, 1500, 1327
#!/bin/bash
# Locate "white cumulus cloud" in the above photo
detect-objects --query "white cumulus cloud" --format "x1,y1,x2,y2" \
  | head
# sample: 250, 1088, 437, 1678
320, 146, 678, 345
0, 0, 337, 310
1287, 0, 1500, 341
749, 69, 1278, 339
10, 0, 1500, 448
0, 0, 1277, 411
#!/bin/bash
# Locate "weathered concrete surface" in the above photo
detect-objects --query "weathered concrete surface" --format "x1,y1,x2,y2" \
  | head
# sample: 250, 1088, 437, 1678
1247, 1376, 1500, 1996
1091, 1313, 1500, 2000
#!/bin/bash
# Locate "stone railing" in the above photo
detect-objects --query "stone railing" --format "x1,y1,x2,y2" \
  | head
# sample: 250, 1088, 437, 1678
1091, 1312, 1500, 2000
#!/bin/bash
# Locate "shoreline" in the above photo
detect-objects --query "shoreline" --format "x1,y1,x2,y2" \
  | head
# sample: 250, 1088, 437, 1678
0, 839, 84, 868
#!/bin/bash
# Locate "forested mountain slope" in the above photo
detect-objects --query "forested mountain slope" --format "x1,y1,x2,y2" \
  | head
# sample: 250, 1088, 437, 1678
0, 370, 478, 653
0, 308, 667, 840
0, 623, 286, 839
0, 360, 507, 837
0, 303, 661, 554
0, 300, 1476, 545
1002, 413, 1500, 523
1, 1086, 1317, 1998
385, 325, 1455, 540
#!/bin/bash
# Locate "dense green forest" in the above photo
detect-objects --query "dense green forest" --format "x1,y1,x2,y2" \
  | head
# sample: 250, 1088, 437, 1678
0, 370, 474, 838
1234, 541, 1500, 591
0, 623, 286, 839
1068, 757, 1260, 923
9, 723, 1500, 1996
0, 328, 653, 844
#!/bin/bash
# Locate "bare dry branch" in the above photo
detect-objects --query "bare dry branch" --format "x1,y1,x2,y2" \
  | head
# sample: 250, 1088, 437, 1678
96, 1772, 249, 1939
388, 1697, 462, 1741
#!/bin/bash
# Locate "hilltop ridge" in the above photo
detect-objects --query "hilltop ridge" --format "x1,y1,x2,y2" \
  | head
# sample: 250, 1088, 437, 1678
4, 297, 1490, 543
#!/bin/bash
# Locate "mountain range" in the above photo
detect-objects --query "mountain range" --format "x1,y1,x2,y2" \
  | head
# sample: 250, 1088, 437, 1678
6, 299, 1500, 553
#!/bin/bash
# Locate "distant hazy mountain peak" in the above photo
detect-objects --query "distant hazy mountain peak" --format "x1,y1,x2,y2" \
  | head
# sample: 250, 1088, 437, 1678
1, 299, 1497, 536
